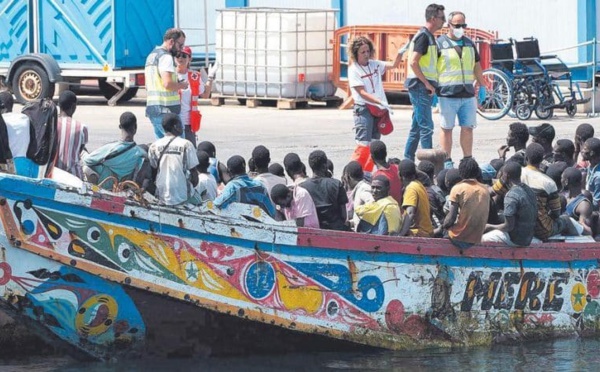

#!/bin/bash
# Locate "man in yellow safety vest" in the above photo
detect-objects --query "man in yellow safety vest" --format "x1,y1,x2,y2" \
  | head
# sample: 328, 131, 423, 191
145, 28, 189, 139
404, 4, 445, 161
436, 11, 487, 169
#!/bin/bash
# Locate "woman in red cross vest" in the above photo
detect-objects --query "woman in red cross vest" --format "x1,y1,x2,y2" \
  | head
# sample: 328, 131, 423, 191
175, 46, 217, 147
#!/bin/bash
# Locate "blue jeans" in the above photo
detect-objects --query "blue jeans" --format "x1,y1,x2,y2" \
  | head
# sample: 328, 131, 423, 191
146, 105, 182, 139
404, 83, 434, 160
148, 114, 166, 139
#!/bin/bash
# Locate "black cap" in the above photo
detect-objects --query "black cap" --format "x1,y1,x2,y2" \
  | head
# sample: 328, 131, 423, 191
528, 123, 555, 139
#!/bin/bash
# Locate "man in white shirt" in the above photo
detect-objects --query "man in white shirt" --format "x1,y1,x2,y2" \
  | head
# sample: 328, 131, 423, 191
148, 113, 199, 205
252, 145, 286, 202
0, 91, 38, 177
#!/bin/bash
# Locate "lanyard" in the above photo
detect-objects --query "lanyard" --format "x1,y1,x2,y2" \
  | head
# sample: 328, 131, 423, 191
359, 63, 376, 92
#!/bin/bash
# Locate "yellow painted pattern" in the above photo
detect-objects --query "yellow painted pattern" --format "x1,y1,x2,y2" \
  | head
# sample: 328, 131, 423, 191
276, 271, 323, 314
571, 283, 587, 313
98, 223, 246, 299
75, 294, 118, 337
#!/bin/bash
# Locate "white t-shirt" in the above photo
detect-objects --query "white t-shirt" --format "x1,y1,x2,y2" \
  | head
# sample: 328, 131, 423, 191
149, 135, 199, 205
194, 172, 218, 201
157, 49, 176, 74
2, 113, 30, 157
177, 72, 191, 126
177, 71, 206, 127
254, 173, 287, 202
348, 60, 388, 106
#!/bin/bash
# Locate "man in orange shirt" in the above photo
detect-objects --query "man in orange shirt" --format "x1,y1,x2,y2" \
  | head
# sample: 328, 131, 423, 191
443, 157, 490, 248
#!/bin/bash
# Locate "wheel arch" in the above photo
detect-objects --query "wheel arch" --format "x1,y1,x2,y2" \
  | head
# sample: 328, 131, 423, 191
6, 53, 62, 85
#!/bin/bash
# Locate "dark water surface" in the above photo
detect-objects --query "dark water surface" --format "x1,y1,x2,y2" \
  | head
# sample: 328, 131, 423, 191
2, 338, 599, 371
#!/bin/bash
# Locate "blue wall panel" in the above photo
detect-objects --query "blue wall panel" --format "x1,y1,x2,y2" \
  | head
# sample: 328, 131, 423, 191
0, 0, 29, 65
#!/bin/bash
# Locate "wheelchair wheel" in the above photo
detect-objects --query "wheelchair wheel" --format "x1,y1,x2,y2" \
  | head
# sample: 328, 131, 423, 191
515, 104, 532, 120
534, 85, 555, 120
476, 68, 513, 120
566, 103, 577, 117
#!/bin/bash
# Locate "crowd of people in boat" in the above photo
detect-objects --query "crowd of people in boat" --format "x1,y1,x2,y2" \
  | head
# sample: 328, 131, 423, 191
2, 89, 599, 248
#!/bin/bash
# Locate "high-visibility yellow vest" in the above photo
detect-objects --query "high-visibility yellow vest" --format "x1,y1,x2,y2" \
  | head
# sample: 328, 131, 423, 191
405, 27, 438, 87
436, 35, 476, 97
145, 47, 181, 112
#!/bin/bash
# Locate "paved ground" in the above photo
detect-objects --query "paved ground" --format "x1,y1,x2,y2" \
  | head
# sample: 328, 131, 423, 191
14, 92, 600, 176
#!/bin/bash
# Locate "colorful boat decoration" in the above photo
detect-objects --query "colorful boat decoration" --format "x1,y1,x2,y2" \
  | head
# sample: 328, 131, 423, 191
1, 172, 600, 360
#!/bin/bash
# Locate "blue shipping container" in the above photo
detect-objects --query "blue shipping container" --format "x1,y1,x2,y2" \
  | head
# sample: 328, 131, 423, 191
0, 0, 174, 69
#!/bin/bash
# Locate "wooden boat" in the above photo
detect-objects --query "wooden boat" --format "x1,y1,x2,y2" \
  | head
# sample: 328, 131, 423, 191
0, 172, 599, 360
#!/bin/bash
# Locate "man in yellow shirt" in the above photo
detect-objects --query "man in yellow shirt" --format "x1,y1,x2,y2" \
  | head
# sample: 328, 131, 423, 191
398, 159, 433, 237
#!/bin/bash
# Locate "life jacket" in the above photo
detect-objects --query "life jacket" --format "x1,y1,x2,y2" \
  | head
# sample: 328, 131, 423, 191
406, 27, 438, 87
145, 47, 181, 112
436, 34, 476, 97
186, 70, 202, 132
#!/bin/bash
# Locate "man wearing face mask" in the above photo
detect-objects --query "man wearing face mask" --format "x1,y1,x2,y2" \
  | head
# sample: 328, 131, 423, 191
436, 11, 487, 169
145, 28, 189, 139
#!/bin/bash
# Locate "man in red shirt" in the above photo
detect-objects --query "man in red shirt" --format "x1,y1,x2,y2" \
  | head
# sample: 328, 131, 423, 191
370, 140, 403, 205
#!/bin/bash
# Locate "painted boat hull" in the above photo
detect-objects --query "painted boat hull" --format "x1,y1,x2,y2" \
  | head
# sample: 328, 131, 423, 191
0, 173, 599, 359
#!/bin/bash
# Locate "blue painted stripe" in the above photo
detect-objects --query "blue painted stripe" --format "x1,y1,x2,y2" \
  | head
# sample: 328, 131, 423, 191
225, 0, 248, 8
0, 177, 56, 200
331, 0, 345, 27
577, 0, 597, 78
1, 179, 597, 271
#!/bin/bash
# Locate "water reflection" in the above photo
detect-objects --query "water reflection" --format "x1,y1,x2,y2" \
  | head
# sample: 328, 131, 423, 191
3, 338, 600, 372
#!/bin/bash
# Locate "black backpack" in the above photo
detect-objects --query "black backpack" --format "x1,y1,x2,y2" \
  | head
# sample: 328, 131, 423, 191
22, 98, 58, 169
0, 107, 13, 166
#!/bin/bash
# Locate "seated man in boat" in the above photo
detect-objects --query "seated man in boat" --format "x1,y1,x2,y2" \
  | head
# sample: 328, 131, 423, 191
252, 145, 286, 202
573, 123, 594, 170
562, 167, 593, 235
270, 183, 319, 228
582, 137, 600, 210
417, 160, 446, 234
341, 160, 373, 230
300, 150, 349, 231
190, 150, 218, 203
442, 157, 490, 248
483, 161, 538, 246
148, 113, 199, 206
370, 140, 403, 205
497, 122, 528, 165
528, 123, 555, 173
284, 152, 309, 186
0, 91, 38, 177
82, 111, 149, 190
197, 141, 231, 187
355, 175, 402, 235
398, 159, 433, 237
213, 155, 276, 217
507, 144, 572, 241
55, 90, 89, 179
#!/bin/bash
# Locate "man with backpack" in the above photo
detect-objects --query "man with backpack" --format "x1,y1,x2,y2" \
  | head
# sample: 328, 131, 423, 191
82, 112, 150, 190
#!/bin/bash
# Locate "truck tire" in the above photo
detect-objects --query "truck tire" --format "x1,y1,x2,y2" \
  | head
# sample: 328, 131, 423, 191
98, 78, 138, 103
12, 63, 55, 104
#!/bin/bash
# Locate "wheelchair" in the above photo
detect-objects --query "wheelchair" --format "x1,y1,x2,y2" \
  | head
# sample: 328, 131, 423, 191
477, 37, 589, 120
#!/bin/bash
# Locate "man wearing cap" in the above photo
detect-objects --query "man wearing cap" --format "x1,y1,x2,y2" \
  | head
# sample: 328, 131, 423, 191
436, 11, 487, 169
528, 123, 555, 172
145, 28, 189, 139
175, 46, 218, 147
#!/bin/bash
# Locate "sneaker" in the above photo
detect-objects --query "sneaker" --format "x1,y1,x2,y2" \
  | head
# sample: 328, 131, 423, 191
444, 159, 455, 169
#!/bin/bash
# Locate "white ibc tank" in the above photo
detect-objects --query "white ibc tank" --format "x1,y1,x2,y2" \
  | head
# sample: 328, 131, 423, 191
215, 8, 336, 99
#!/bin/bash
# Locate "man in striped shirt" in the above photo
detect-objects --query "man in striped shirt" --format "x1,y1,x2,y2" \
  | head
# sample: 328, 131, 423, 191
56, 91, 88, 178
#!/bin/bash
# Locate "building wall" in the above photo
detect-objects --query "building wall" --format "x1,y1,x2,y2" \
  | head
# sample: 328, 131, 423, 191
176, 0, 597, 65
343, 0, 580, 62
